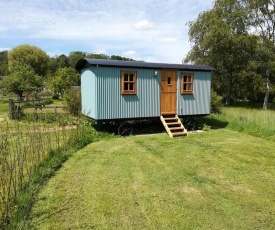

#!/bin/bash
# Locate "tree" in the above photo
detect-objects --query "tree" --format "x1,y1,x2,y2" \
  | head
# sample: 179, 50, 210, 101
49, 67, 80, 97
1, 63, 42, 98
185, 0, 256, 105
0, 50, 8, 76
68, 51, 89, 68
8, 44, 50, 77
48, 54, 70, 75
242, 0, 275, 109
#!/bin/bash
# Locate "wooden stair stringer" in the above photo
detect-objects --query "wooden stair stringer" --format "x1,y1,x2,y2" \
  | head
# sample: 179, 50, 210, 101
160, 114, 188, 138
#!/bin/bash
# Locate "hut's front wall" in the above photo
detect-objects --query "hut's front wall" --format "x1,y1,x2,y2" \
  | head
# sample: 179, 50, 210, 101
177, 71, 211, 116
86, 67, 161, 120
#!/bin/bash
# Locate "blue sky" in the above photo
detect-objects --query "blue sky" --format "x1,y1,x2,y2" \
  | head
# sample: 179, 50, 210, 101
0, 0, 213, 63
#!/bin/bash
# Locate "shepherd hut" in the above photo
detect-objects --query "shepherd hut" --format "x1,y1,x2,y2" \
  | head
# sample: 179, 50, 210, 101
75, 58, 214, 137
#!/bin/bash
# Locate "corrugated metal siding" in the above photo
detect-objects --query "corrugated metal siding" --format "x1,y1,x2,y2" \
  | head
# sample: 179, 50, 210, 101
177, 71, 211, 116
91, 67, 161, 120
81, 69, 97, 118
81, 66, 211, 120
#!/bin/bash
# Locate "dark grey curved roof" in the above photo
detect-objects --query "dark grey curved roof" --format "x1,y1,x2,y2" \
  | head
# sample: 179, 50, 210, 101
75, 58, 214, 72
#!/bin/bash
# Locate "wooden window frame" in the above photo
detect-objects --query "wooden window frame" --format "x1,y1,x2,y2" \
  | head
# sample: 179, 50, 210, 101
121, 71, 137, 95
181, 73, 194, 95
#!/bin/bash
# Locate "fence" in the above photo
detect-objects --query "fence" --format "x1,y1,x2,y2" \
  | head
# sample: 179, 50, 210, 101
0, 121, 85, 228
8, 98, 65, 119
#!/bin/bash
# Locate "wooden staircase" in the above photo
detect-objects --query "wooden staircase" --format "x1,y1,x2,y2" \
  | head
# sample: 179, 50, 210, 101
160, 114, 188, 138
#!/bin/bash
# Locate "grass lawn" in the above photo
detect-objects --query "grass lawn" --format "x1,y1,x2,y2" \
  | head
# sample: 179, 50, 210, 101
28, 129, 275, 229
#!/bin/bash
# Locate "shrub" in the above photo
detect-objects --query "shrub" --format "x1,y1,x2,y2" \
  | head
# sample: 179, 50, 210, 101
211, 91, 222, 114
63, 89, 81, 116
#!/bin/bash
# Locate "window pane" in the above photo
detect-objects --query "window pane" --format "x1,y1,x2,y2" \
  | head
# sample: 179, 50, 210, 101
129, 83, 134, 90
183, 84, 187, 91
187, 84, 191, 90
129, 74, 134, 81
184, 75, 187, 82
168, 77, 171, 85
124, 73, 128, 81
124, 83, 128, 90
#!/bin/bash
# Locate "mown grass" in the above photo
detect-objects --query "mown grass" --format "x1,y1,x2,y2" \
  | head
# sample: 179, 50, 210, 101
28, 130, 275, 229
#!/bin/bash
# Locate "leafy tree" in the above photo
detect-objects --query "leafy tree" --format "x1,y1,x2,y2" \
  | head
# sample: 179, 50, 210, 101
1, 63, 42, 98
8, 44, 50, 77
48, 54, 70, 75
68, 51, 89, 68
242, 0, 275, 109
185, 0, 256, 105
110, 55, 135, 61
49, 67, 80, 97
0, 50, 8, 76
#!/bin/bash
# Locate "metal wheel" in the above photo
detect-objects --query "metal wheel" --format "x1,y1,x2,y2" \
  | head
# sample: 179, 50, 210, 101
182, 116, 195, 131
118, 122, 133, 136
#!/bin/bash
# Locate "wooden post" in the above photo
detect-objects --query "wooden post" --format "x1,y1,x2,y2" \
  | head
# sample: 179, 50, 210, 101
9, 99, 14, 119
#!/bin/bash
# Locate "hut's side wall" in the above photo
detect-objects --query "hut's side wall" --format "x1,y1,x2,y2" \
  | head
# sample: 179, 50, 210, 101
91, 66, 161, 120
177, 71, 211, 116
81, 69, 97, 119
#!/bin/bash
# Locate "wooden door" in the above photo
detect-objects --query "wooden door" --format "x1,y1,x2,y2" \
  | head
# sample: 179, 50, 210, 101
161, 69, 177, 115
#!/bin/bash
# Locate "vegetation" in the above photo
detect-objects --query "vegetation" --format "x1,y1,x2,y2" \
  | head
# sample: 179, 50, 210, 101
49, 67, 80, 98
1, 63, 42, 99
210, 91, 223, 113
0, 50, 8, 76
0, 1, 274, 228
0, 48, 138, 104
27, 128, 275, 229
63, 89, 81, 116
205, 106, 275, 140
0, 114, 100, 228
7, 45, 50, 77
185, 0, 275, 107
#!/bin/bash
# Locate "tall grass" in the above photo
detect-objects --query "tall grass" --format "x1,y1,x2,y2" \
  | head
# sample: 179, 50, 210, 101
0, 117, 93, 228
207, 107, 275, 140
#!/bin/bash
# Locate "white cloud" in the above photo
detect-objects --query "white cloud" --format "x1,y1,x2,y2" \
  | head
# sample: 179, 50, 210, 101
122, 50, 138, 58
133, 20, 154, 30
0, 0, 214, 63
93, 48, 108, 54
0, 48, 11, 52
160, 37, 178, 42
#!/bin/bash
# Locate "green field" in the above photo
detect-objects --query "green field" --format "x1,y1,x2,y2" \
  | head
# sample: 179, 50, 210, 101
27, 129, 275, 229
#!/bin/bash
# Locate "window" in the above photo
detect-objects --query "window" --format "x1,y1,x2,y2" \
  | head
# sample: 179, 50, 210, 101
181, 73, 194, 94
121, 71, 137, 95
167, 77, 171, 85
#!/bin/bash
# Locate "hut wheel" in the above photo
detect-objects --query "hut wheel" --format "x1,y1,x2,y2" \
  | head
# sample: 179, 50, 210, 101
118, 122, 133, 136
182, 116, 195, 131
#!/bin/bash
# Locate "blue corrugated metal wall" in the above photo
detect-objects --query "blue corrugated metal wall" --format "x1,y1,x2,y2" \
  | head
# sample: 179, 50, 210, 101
177, 71, 211, 115
87, 67, 161, 120
81, 67, 211, 120
81, 69, 97, 118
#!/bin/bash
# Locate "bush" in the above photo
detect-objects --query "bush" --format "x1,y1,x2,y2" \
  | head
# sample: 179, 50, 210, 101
211, 91, 222, 114
52, 94, 59, 100
63, 89, 81, 116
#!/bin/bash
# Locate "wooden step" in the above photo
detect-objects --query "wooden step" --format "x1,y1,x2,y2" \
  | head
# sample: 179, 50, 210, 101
163, 117, 177, 121
166, 122, 181, 126
169, 127, 184, 131
160, 114, 188, 138
172, 132, 188, 137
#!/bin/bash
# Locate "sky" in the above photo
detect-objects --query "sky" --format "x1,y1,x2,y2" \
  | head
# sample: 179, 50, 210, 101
0, 0, 213, 64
